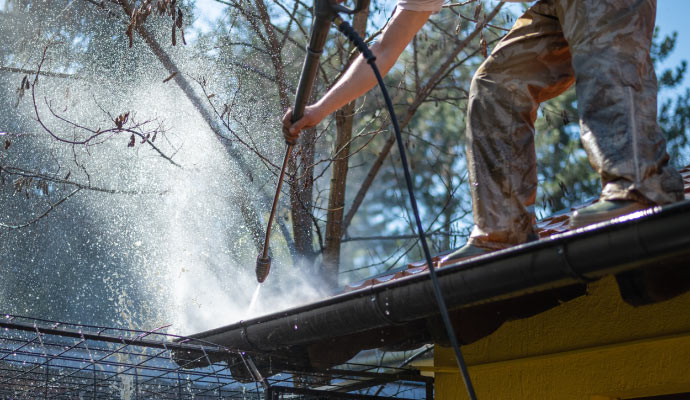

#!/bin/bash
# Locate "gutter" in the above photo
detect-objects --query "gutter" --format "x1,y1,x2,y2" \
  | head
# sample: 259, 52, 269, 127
178, 200, 690, 354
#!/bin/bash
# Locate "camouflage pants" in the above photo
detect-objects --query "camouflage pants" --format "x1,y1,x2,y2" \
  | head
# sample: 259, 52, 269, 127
466, 0, 684, 250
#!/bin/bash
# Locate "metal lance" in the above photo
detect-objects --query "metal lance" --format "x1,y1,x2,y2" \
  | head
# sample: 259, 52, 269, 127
256, 0, 367, 283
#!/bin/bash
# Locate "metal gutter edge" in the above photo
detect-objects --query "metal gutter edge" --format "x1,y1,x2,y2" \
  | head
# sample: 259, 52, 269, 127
179, 200, 690, 353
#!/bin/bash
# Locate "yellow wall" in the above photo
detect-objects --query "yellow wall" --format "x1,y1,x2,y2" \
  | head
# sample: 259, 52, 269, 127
431, 276, 690, 400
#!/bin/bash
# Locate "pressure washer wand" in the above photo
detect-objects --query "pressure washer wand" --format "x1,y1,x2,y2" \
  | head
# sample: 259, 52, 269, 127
256, 0, 347, 284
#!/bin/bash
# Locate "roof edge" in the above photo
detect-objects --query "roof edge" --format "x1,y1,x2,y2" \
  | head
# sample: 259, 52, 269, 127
177, 200, 690, 355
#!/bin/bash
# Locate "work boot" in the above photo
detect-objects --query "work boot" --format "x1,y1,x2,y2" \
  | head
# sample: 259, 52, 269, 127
569, 200, 650, 229
439, 244, 492, 267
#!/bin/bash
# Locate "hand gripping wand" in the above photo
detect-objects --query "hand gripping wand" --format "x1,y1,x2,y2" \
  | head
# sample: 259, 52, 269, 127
256, 0, 370, 284
254, 3, 479, 398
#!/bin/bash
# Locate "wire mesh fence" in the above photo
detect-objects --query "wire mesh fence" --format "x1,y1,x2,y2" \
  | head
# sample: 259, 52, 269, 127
0, 314, 433, 399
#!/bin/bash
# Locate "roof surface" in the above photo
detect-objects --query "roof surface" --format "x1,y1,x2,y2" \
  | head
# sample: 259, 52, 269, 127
345, 165, 690, 291
180, 167, 690, 379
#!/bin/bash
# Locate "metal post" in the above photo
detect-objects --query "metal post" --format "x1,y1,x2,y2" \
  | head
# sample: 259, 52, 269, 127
44, 360, 48, 400
177, 372, 182, 399
426, 377, 434, 400
93, 363, 97, 399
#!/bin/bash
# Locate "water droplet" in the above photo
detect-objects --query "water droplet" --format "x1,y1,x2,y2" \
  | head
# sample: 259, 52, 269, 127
385, 310, 390, 315
293, 324, 298, 330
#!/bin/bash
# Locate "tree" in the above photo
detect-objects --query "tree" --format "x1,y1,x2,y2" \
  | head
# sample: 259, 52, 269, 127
2, 0, 686, 331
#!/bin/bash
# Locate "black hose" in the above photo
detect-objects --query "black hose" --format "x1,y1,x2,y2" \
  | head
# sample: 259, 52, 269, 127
334, 17, 478, 400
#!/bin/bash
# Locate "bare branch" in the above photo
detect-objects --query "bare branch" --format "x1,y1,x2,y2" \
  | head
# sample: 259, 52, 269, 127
1, 165, 169, 195
0, 188, 81, 229
0, 66, 78, 80
341, 3, 504, 234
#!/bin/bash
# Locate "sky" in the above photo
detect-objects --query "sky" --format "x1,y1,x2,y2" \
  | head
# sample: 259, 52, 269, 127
655, 0, 690, 97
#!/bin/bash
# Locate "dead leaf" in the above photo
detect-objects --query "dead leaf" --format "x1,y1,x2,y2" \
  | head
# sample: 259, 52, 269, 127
65, 171, 71, 180
4, 140, 10, 150
128, 134, 136, 147
114, 112, 130, 129
157, 0, 166, 14
480, 33, 487, 58
172, 23, 176, 46
207, 93, 215, 99
176, 7, 182, 28
13, 177, 22, 193
561, 109, 570, 125
473, 3, 482, 21
39, 180, 49, 196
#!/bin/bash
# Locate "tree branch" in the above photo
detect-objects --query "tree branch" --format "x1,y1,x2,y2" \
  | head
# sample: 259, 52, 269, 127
341, 3, 504, 234
0, 188, 81, 229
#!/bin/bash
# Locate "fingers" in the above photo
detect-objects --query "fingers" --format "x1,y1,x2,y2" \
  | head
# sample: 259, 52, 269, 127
283, 125, 299, 145
282, 106, 322, 145
282, 108, 300, 145
281, 108, 293, 130
289, 115, 310, 134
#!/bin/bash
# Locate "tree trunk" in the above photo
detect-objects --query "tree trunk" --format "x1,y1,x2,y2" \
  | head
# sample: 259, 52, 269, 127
321, 9, 369, 289
340, 4, 503, 234
290, 127, 316, 265
250, 0, 317, 265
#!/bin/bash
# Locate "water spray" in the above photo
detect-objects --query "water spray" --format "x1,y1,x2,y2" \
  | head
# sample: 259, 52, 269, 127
257, 2, 478, 398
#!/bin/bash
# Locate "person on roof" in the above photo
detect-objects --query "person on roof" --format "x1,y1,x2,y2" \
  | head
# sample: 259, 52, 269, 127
282, 0, 684, 261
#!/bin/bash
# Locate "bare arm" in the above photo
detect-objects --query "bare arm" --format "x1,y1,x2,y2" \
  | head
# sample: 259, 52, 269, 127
283, 8, 432, 139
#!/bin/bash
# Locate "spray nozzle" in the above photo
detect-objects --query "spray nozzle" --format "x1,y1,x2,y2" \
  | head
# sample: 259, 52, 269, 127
256, 256, 271, 283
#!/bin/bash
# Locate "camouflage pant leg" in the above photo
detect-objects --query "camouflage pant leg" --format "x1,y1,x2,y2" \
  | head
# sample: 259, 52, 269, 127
466, 0, 683, 250
555, 0, 683, 205
466, 1, 574, 249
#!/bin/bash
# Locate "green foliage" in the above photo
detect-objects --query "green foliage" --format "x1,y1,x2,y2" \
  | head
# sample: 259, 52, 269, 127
659, 89, 690, 166
341, 6, 506, 276
533, 28, 689, 216
2, 0, 688, 291
653, 28, 690, 167
534, 89, 599, 216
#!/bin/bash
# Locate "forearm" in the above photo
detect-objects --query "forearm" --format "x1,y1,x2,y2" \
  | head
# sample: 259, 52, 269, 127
310, 9, 432, 120
313, 42, 395, 116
